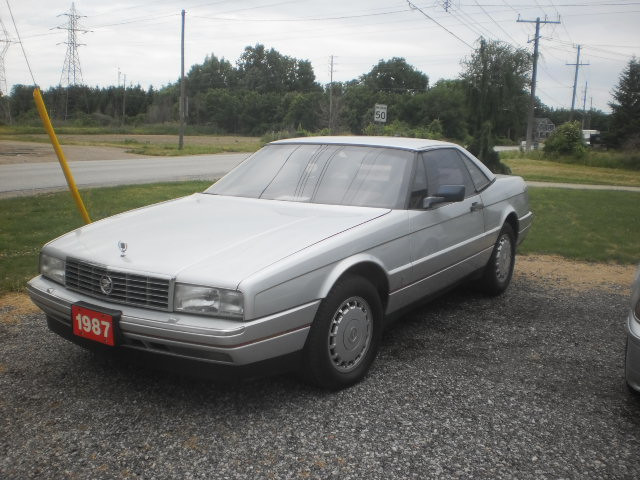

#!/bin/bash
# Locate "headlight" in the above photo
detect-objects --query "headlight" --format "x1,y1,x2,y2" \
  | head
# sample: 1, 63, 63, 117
40, 253, 65, 285
174, 283, 244, 320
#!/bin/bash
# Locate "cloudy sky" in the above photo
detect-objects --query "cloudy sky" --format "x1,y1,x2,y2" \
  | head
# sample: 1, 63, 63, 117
2, 1, 638, 112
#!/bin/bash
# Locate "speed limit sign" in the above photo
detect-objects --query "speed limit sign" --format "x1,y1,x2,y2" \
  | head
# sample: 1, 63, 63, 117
374, 104, 387, 123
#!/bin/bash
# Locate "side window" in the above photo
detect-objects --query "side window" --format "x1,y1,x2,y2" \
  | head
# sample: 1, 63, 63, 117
409, 156, 428, 209
459, 152, 492, 191
422, 149, 476, 198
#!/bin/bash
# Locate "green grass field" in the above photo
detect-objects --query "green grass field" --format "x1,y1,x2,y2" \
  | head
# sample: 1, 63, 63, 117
0, 181, 210, 293
1, 181, 639, 295
519, 188, 640, 263
503, 157, 640, 187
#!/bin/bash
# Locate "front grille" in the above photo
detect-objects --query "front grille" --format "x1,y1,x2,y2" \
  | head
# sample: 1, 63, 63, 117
65, 258, 171, 310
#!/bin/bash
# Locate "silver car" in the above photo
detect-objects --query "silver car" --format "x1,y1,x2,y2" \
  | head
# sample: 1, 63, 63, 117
28, 136, 533, 388
625, 266, 640, 392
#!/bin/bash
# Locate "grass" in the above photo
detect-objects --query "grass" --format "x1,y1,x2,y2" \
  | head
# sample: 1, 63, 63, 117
121, 142, 259, 156
503, 157, 640, 187
519, 187, 640, 264
501, 148, 640, 171
0, 181, 211, 294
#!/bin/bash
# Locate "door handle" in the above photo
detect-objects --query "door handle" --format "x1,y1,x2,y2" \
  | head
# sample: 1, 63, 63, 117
470, 202, 484, 212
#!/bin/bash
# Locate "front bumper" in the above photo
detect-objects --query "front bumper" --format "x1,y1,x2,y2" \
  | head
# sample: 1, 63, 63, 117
626, 312, 640, 392
28, 275, 318, 369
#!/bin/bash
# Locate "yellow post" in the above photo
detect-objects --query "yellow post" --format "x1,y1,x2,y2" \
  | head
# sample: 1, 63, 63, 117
32, 87, 91, 224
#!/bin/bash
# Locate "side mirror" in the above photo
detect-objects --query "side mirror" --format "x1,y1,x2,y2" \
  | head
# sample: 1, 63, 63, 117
422, 185, 465, 209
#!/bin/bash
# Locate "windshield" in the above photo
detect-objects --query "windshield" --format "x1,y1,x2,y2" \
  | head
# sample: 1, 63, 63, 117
205, 144, 413, 209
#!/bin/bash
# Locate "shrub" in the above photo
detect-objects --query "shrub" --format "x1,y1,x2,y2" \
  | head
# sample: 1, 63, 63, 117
543, 121, 586, 157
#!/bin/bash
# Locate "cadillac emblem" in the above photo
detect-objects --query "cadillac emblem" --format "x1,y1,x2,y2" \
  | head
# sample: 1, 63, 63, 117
99, 275, 114, 295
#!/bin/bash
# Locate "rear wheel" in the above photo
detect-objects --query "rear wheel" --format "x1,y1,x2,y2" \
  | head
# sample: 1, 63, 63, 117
481, 223, 516, 296
303, 275, 382, 389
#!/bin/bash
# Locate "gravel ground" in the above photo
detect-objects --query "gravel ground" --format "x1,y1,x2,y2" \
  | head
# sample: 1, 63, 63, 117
1, 273, 639, 479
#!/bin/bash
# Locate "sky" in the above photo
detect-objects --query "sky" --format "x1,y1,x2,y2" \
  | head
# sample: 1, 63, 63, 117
2, 1, 639, 113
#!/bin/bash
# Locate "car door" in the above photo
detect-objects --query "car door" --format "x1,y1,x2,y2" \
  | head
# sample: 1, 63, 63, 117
406, 148, 486, 295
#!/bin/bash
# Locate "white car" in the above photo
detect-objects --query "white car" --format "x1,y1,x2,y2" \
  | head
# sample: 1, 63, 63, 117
28, 136, 533, 388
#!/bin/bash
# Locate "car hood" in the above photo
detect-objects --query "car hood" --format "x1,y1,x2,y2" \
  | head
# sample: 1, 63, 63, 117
47, 193, 390, 289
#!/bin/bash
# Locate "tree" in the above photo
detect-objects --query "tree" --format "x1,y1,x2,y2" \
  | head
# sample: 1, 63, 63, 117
421, 79, 468, 139
340, 82, 377, 134
361, 57, 428, 92
461, 38, 531, 140
608, 57, 640, 149
236, 44, 319, 93
284, 91, 323, 131
187, 55, 236, 95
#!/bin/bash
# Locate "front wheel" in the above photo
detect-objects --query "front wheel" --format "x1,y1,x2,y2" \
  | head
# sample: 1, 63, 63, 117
480, 223, 516, 296
303, 275, 383, 389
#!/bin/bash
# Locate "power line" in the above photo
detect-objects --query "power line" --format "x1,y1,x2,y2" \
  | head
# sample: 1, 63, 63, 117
406, 0, 474, 48
473, 0, 519, 44
450, 5, 498, 41
191, 9, 410, 23
462, 2, 640, 6
534, 0, 550, 18
5, 0, 36, 86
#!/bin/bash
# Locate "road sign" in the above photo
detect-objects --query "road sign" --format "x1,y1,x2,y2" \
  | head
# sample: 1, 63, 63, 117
374, 104, 387, 123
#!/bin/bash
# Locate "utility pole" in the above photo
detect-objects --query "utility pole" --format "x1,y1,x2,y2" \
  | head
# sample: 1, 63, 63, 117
179, 9, 186, 150
517, 16, 560, 152
581, 81, 588, 128
567, 44, 589, 121
121, 73, 126, 126
328, 55, 334, 134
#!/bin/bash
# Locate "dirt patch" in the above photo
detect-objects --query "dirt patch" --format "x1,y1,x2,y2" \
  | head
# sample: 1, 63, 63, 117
49, 134, 259, 146
516, 254, 636, 293
0, 140, 143, 164
0, 135, 261, 165
0, 292, 40, 324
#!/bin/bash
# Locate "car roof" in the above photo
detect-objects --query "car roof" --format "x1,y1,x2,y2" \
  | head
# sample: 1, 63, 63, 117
270, 136, 459, 152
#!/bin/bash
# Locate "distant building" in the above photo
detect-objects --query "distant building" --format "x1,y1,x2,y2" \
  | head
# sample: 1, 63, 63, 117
534, 117, 555, 142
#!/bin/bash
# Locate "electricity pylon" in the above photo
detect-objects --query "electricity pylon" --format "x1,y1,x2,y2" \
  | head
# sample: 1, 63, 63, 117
57, 2, 88, 87
0, 17, 12, 123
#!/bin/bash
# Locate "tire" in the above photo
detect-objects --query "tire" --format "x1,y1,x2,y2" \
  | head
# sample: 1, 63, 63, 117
625, 337, 640, 396
303, 275, 383, 389
480, 223, 516, 296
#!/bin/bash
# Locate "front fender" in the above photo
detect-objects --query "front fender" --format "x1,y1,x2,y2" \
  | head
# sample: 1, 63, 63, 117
251, 255, 391, 320
317, 254, 390, 299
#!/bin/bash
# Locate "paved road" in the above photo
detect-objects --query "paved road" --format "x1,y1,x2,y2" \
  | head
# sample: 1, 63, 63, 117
1, 275, 638, 478
0, 153, 250, 197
